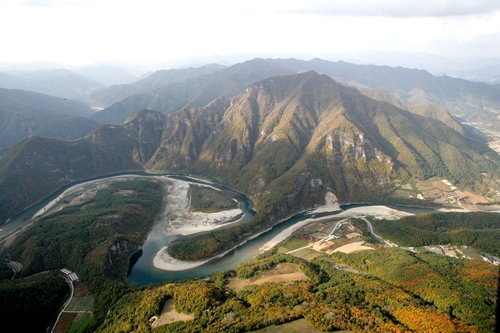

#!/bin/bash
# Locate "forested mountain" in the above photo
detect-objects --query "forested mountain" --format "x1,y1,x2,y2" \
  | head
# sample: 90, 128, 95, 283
0, 110, 165, 221
90, 59, 296, 124
87, 64, 226, 108
91, 58, 500, 128
1, 72, 496, 226
341, 85, 465, 134
305, 58, 500, 125
0, 69, 102, 100
0, 88, 99, 148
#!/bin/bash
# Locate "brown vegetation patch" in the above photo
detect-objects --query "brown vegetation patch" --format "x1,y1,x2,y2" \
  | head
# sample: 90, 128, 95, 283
251, 318, 321, 332
227, 263, 308, 290
456, 190, 490, 204
72, 281, 89, 297
332, 241, 374, 254
53, 312, 77, 333
151, 299, 194, 328
461, 261, 499, 291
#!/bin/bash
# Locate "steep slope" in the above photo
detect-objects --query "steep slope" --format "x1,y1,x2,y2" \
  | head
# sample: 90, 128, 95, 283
0, 69, 102, 100
88, 64, 225, 108
1, 72, 497, 226
304, 58, 500, 125
0, 88, 93, 117
149, 72, 496, 218
0, 110, 99, 149
0, 88, 99, 148
0, 110, 165, 221
92, 58, 500, 128
356, 86, 465, 134
92, 59, 295, 124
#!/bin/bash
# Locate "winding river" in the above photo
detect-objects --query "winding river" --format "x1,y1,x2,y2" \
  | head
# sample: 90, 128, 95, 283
0, 172, 436, 286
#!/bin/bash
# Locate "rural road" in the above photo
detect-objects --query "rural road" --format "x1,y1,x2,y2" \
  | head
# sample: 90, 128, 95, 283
286, 218, 347, 254
51, 272, 75, 333
361, 217, 397, 247
361, 217, 383, 239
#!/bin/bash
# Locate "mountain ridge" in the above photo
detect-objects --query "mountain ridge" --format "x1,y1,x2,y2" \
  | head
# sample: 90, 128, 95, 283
91, 58, 500, 131
0, 88, 99, 149
0, 71, 496, 224
0, 69, 102, 100
88, 64, 226, 109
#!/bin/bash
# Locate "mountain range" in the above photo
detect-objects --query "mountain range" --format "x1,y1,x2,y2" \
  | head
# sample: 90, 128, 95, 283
89, 58, 500, 130
0, 69, 103, 100
0, 88, 99, 149
87, 64, 225, 108
90, 59, 293, 124
1, 71, 496, 224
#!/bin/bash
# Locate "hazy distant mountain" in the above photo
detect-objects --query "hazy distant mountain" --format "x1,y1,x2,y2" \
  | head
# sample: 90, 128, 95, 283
0, 88, 99, 148
91, 58, 500, 128
74, 65, 136, 87
1, 72, 496, 223
91, 59, 297, 124
87, 64, 226, 108
329, 51, 500, 77
450, 64, 500, 84
0, 69, 102, 100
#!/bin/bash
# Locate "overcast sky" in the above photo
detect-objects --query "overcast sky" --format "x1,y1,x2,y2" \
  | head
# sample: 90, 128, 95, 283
1, 0, 499, 67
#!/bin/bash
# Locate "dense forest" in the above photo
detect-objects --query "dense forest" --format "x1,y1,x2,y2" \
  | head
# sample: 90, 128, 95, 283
368, 212, 500, 256
3, 180, 163, 330
98, 249, 497, 332
0, 271, 69, 332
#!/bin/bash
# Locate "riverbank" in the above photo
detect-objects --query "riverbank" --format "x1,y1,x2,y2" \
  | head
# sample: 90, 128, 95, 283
136, 177, 247, 271
259, 205, 414, 253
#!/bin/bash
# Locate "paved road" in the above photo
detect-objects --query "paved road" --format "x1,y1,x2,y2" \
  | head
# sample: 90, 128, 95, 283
51, 273, 74, 333
6, 260, 23, 272
1, 260, 23, 280
361, 217, 397, 247
361, 217, 382, 239
286, 218, 347, 254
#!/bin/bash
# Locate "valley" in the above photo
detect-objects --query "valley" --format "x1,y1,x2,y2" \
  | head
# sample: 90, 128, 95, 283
0, 59, 499, 333
2, 0, 500, 331
0, 169, 498, 332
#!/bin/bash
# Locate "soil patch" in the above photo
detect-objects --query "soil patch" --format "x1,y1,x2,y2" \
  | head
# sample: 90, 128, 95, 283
151, 299, 194, 328
227, 263, 308, 290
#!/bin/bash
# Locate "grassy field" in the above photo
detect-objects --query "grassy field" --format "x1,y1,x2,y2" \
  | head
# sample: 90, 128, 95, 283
188, 185, 238, 212
66, 295, 94, 312
68, 313, 94, 333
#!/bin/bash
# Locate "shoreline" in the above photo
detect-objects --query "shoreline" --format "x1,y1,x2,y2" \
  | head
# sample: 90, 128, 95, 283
146, 177, 249, 271
154, 204, 423, 272
258, 205, 414, 253
153, 246, 210, 271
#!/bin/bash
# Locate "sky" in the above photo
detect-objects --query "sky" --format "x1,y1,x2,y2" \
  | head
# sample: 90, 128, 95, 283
0, 0, 500, 68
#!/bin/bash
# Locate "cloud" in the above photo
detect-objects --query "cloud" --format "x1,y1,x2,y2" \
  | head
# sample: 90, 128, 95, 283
284, 0, 500, 17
